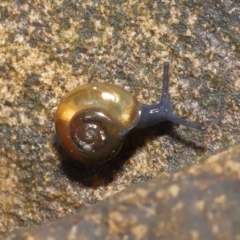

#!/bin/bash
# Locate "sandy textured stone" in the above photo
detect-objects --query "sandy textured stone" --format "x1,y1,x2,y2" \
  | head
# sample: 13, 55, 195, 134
4, 144, 240, 239
0, 0, 239, 236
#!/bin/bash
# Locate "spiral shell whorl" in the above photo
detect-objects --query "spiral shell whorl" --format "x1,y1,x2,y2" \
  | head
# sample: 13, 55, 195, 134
69, 110, 108, 152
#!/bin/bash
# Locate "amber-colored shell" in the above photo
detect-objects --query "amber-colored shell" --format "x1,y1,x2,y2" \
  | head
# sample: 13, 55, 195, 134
55, 83, 140, 164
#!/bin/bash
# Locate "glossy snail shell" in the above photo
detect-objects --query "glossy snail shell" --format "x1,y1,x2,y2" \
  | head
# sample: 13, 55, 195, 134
55, 83, 140, 164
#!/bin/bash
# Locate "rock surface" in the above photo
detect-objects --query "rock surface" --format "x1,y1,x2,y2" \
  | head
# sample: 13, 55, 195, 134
0, 0, 239, 236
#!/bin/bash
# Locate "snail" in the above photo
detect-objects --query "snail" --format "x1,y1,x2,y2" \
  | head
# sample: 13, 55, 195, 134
55, 62, 204, 164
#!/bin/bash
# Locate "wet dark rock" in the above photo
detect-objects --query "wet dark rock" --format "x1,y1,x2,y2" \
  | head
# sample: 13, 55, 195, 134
4, 144, 240, 240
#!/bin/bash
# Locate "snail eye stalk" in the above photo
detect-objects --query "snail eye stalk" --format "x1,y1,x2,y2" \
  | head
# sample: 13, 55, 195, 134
136, 62, 205, 131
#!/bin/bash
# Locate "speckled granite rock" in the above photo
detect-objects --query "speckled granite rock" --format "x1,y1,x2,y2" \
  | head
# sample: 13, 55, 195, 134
0, 0, 239, 236
4, 144, 240, 240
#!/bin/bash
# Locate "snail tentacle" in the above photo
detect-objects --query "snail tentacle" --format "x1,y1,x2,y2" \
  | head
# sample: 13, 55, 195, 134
136, 62, 205, 131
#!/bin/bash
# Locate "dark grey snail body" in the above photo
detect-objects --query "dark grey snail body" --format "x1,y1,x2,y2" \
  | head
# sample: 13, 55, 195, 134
55, 62, 204, 164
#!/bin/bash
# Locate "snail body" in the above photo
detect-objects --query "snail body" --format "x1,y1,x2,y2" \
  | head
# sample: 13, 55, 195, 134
55, 62, 204, 164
